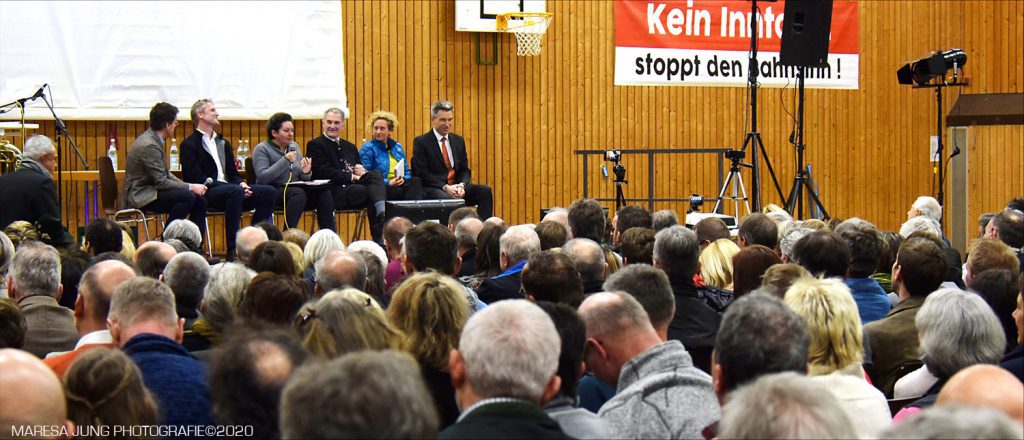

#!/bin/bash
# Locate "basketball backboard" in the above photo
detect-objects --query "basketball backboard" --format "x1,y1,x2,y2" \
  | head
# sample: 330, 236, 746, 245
455, 0, 547, 32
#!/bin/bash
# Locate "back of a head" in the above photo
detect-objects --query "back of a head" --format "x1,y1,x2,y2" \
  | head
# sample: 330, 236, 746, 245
620, 227, 656, 265
499, 224, 541, 267
255, 221, 283, 242
911, 196, 943, 223
454, 217, 485, 249
877, 231, 904, 274
534, 221, 568, 251
739, 213, 779, 249
899, 215, 943, 240
791, 231, 850, 278
760, 263, 812, 299
203, 263, 253, 334
303, 229, 344, 270
0, 232, 14, 278
282, 242, 305, 276
280, 350, 438, 439
783, 278, 863, 374
475, 223, 508, 276
0, 298, 26, 348
895, 236, 947, 297
719, 372, 857, 439
0, 348, 68, 433
568, 198, 607, 242
404, 221, 459, 274
521, 250, 583, 307
537, 301, 587, 399
448, 207, 479, 229
699, 238, 741, 289
314, 250, 367, 293
992, 209, 1024, 248
210, 329, 307, 438
652, 209, 679, 231
134, 241, 175, 279
297, 292, 402, 359
78, 260, 136, 324
459, 300, 560, 402
937, 364, 1024, 423
694, 217, 730, 246
715, 292, 809, 393
236, 226, 269, 264
969, 269, 1021, 349
602, 261, 675, 331
109, 277, 178, 340
281, 228, 310, 252
579, 290, 657, 344
84, 219, 124, 256
880, 405, 1023, 439
653, 225, 700, 284
387, 272, 468, 371
834, 218, 884, 278
615, 205, 652, 234
9, 243, 61, 299
63, 348, 158, 436
4, 221, 39, 249
916, 288, 1006, 379
383, 217, 414, 255
248, 241, 298, 277
163, 219, 203, 253
239, 272, 310, 326
779, 226, 813, 262
731, 244, 783, 297
562, 238, 606, 283
162, 252, 210, 311
967, 238, 1020, 278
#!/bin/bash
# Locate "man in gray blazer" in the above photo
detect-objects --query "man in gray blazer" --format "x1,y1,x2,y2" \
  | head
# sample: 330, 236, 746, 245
7, 243, 78, 358
123, 102, 207, 225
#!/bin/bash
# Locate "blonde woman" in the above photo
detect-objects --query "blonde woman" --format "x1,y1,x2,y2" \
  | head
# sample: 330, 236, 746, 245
387, 272, 468, 428
784, 277, 891, 438
294, 288, 402, 359
358, 110, 424, 200
699, 238, 740, 290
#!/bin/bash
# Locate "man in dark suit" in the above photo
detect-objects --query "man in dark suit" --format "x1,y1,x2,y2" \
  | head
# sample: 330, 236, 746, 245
412, 100, 493, 219
123, 102, 207, 226
180, 99, 274, 260
307, 108, 387, 244
440, 300, 570, 439
0, 135, 61, 230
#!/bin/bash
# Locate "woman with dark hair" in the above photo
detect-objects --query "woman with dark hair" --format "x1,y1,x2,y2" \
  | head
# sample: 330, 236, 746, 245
247, 241, 299, 277
873, 231, 903, 292
461, 222, 507, 290
252, 112, 335, 231
238, 272, 311, 326
63, 348, 160, 439
732, 244, 783, 298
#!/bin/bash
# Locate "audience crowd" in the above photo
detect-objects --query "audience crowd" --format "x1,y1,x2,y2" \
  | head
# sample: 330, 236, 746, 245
1, 195, 1022, 439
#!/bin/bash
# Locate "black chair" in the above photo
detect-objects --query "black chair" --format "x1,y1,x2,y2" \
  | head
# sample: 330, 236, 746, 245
97, 156, 157, 241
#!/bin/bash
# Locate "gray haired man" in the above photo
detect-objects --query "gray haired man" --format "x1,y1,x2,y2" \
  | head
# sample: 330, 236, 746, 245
6, 243, 77, 358
0, 135, 67, 241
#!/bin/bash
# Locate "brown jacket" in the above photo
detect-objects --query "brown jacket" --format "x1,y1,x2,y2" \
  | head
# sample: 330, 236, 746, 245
18, 295, 78, 358
864, 295, 926, 397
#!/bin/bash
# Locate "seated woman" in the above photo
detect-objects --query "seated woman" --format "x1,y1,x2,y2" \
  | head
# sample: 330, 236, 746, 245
699, 238, 740, 291
784, 277, 892, 438
359, 111, 424, 201
252, 112, 335, 231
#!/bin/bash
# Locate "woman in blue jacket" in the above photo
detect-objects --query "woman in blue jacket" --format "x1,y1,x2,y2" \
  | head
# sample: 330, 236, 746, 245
359, 111, 424, 201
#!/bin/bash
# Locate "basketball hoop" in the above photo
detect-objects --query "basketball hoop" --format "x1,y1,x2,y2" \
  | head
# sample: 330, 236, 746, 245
496, 12, 553, 56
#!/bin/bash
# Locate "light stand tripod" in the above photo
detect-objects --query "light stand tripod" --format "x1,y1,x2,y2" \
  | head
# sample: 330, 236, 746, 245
717, 0, 786, 215
916, 80, 966, 227
612, 161, 627, 212
784, 68, 829, 220
713, 150, 752, 216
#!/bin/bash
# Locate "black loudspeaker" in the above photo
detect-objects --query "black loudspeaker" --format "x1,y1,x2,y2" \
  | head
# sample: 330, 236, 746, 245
779, 0, 834, 67
385, 199, 466, 226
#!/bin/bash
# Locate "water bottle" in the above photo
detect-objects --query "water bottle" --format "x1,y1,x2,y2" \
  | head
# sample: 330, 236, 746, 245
107, 138, 118, 171
169, 138, 180, 171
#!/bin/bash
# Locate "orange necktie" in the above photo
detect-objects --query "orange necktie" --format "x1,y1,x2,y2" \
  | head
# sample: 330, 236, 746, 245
441, 136, 455, 185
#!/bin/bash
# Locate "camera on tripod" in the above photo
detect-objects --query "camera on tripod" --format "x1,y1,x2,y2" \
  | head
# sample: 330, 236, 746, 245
605, 150, 627, 183
724, 150, 745, 161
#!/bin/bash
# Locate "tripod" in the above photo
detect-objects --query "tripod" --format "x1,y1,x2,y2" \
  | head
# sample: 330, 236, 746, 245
713, 151, 752, 216
612, 162, 628, 211
717, 0, 786, 215
784, 68, 829, 220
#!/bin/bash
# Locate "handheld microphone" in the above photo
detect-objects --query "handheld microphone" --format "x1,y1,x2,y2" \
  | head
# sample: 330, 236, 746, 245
204, 177, 214, 187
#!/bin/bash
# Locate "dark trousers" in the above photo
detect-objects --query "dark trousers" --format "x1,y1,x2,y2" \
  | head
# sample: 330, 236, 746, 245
275, 185, 335, 231
332, 170, 388, 243
386, 176, 425, 201
144, 188, 207, 228
205, 182, 276, 253
424, 183, 493, 219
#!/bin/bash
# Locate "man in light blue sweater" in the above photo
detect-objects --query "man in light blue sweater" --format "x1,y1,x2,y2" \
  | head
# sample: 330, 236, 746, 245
580, 291, 719, 439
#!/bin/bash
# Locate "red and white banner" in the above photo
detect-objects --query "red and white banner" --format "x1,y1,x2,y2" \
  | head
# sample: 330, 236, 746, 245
614, 0, 859, 89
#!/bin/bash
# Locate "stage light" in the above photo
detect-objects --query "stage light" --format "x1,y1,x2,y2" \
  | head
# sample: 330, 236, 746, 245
897, 49, 968, 85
